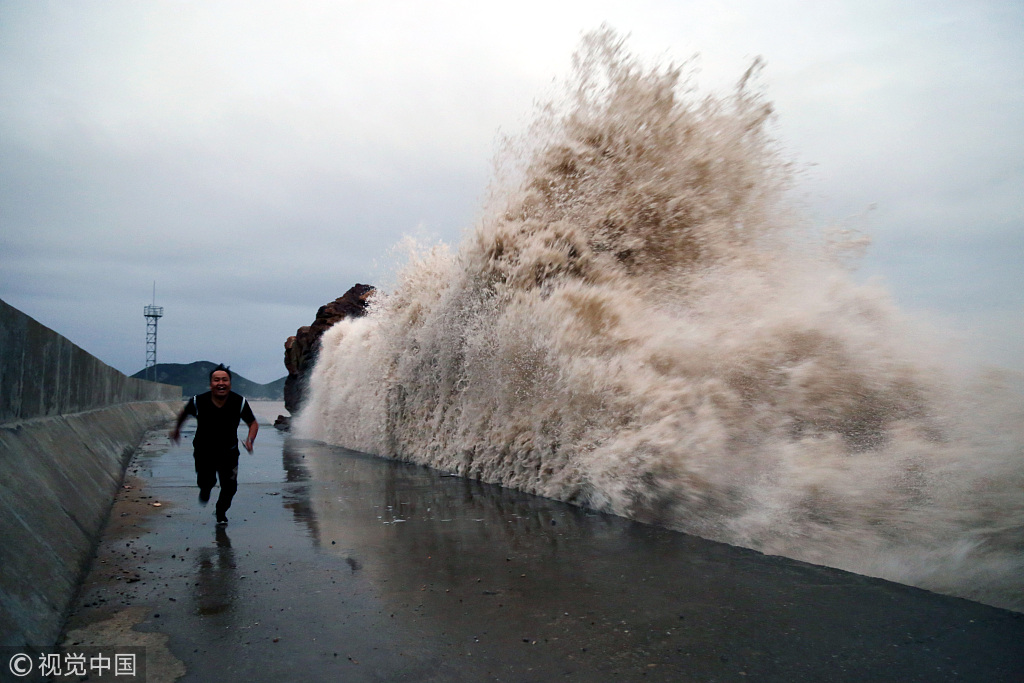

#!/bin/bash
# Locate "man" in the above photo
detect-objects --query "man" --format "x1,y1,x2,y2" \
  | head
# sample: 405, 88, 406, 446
170, 364, 258, 525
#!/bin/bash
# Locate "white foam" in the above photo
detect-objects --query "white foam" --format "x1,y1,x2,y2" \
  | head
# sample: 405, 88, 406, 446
297, 30, 1024, 611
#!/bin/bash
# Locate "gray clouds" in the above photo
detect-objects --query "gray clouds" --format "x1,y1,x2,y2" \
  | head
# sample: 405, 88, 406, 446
1, 0, 1021, 381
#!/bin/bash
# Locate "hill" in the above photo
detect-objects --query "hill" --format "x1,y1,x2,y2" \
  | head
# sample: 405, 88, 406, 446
132, 361, 286, 400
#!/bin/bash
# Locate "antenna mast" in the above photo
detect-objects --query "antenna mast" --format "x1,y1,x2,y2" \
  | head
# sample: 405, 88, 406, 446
144, 282, 164, 382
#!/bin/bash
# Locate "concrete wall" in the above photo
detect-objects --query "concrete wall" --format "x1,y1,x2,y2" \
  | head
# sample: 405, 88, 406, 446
0, 299, 181, 647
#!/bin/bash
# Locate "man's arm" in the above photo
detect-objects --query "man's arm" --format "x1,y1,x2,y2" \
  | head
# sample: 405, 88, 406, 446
239, 398, 258, 453
169, 398, 194, 444
243, 419, 259, 453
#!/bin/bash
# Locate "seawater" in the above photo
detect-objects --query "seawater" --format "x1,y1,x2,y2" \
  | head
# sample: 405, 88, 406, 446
297, 30, 1023, 612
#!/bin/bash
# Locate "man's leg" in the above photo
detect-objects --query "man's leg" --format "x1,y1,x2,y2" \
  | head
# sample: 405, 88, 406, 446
194, 452, 216, 505
214, 460, 239, 524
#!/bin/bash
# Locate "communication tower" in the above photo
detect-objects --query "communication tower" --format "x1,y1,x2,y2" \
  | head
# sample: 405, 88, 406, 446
144, 284, 163, 382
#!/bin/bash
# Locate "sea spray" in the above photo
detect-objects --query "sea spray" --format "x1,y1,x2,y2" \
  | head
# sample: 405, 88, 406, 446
297, 29, 1024, 611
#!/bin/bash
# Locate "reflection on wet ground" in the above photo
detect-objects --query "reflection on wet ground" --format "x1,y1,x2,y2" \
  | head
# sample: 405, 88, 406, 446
62, 410, 1024, 682
193, 527, 235, 616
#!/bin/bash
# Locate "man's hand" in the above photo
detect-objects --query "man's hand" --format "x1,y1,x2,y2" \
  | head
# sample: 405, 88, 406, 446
243, 438, 254, 453
169, 426, 180, 445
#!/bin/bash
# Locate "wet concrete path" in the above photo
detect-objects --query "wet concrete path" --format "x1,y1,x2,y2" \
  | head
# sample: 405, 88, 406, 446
62, 404, 1023, 682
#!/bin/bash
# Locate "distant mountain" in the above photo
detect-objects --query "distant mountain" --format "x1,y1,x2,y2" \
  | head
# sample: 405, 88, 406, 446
132, 361, 286, 400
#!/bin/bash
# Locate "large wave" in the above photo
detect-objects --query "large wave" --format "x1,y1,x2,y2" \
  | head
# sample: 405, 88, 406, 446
297, 29, 1024, 611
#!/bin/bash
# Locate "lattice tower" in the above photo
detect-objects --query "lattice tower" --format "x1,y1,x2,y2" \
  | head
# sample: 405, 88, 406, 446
144, 304, 163, 381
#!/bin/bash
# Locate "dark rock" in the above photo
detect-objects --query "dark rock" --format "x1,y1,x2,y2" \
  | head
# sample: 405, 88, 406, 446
273, 415, 291, 432
284, 284, 374, 414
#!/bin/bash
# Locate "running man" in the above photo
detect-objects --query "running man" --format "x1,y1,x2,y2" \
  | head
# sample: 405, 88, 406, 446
170, 364, 259, 525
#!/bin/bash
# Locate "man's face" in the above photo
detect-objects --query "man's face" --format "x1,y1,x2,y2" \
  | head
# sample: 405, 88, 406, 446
210, 371, 231, 398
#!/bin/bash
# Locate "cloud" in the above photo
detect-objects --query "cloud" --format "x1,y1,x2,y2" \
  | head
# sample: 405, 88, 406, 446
1, 0, 1022, 381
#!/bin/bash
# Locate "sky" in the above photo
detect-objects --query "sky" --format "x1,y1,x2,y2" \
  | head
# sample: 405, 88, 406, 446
1, 0, 1021, 384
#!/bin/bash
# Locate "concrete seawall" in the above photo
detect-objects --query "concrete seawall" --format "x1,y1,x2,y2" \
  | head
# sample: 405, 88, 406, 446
0, 298, 181, 647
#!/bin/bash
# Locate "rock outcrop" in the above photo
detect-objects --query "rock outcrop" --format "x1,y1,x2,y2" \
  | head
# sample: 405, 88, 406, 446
283, 284, 375, 418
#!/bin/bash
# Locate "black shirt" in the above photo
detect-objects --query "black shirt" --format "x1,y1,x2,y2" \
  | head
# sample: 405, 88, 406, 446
183, 391, 256, 452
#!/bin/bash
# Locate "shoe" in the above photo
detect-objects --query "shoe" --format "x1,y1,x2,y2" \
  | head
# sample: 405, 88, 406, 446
216, 511, 228, 525
198, 489, 211, 505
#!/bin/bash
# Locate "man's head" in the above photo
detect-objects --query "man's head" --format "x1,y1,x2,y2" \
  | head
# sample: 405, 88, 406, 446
209, 364, 232, 398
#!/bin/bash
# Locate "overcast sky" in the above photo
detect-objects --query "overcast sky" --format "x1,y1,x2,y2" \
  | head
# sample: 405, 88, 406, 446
1, 0, 1021, 384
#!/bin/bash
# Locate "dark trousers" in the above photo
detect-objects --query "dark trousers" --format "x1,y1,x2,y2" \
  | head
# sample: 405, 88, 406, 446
194, 449, 239, 515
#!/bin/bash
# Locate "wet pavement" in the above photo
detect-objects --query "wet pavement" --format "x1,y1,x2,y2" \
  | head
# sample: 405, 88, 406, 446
60, 403, 1023, 682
